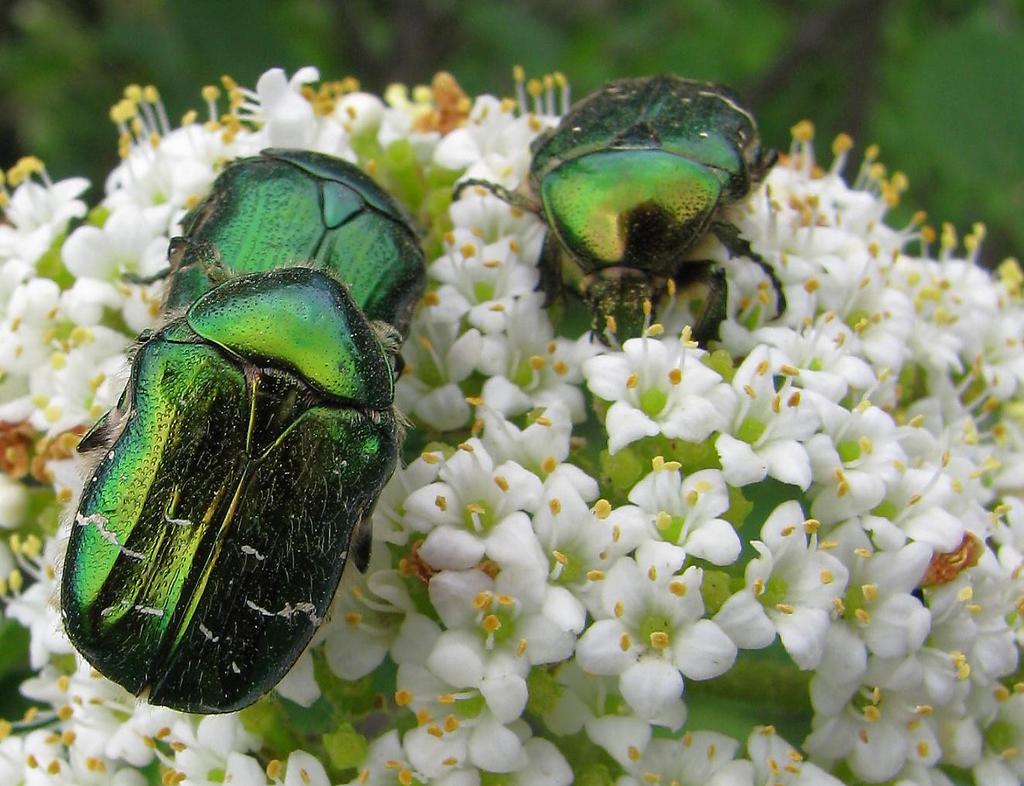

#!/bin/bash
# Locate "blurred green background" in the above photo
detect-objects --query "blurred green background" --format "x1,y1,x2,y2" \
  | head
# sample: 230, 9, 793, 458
0, 0, 1022, 265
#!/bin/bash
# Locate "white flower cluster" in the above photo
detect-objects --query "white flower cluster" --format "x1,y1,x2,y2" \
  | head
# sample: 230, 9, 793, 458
0, 66, 1020, 786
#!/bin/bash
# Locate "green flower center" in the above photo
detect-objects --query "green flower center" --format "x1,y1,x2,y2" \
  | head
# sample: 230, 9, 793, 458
871, 500, 898, 519
985, 719, 1018, 754
416, 352, 445, 387
455, 692, 485, 719
551, 549, 583, 584
759, 575, 788, 609
639, 386, 668, 417
638, 613, 673, 650
837, 439, 861, 463
657, 513, 686, 544
512, 357, 535, 388
473, 280, 496, 302
736, 416, 766, 444
463, 500, 495, 534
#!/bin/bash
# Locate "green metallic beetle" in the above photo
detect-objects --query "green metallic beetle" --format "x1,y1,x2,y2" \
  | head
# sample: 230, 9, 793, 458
456, 75, 781, 340
61, 150, 424, 714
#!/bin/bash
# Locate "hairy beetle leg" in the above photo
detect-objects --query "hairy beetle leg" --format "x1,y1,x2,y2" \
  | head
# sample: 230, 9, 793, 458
712, 222, 787, 321
452, 178, 539, 213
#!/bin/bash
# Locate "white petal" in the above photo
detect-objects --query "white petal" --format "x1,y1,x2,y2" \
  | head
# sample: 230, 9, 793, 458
619, 658, 683, 719
468, 715, 526, 772
685, 518, 742, 565
419, 525, 486, 570
576, 619, 635, 675
224, 752, 267, 785
585, 715, 652, 768
716, 433, 768, 487
480, 672, 528, 723
284, 750, 330, 786
428, 630, 484, 687
605, 400, 659, 454
761, 439, 813, 489
274, 650, 320, 706
714, 591, 775, 649
519, 738, 573, 786
671, 619, 737, 679
773, 606, 830, 669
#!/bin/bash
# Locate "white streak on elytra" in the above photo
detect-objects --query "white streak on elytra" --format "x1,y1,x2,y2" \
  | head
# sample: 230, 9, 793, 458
165, 515, 193, 527
245, 599, 321, 626
231, 661, 241, 674
240, 545, 266, 560
76, 511, 145, 560
134, 605, 164, 617
198, 623, 220, 642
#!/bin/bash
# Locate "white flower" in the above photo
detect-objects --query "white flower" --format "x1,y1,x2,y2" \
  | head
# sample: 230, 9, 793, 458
402, 440, 544, 572
396, 302, 482, 430
622, 462, 740, 565
715, 345, 819, 488
617, 732, 754, 786
804, 397, 907, 524
714, 501, 847, 669
972, 692, 1024, 786
747, 726, 844, 786
168, 715, 262, 786
430, 229, 539, 333
0, 170, 89, 266
585, 332, 735, 453
439, 94, 541, 186
576, 541, 736, 723
479, 293, 593, 420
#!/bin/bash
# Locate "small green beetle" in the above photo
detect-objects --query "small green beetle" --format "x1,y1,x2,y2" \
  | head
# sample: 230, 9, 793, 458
62, 150, 424, 713
457, 75, 781, 340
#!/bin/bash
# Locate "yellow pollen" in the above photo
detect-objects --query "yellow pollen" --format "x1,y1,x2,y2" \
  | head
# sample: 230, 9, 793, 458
626, 373, 639, 389
587, 569, 605, 581
668, 579, 686, 596
791, 119, 815, 142
482, 614, 501, 633
649, 631, 669, 649
620, 632, 632, 651
493, 475, 509, 492
614, 601, 624, 617
434, 495, 447, 511
594, 499, 611, 519
549, 498, 561, 515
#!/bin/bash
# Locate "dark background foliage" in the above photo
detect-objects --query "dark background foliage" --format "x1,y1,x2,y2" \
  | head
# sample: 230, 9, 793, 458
0, 0, 1021, 256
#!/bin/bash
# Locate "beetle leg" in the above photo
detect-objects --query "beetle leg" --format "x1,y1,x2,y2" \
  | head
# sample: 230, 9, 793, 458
122, 268, 172, 285
671, 262, 727, 346
351, 511, 373, 573
711, 222, 786, 321
452, 178, 539, 213
536, 231, 565, 308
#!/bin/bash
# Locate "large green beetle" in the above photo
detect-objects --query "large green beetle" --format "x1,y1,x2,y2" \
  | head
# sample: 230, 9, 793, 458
61, 150, 424, 714
457, 75, 780, 340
